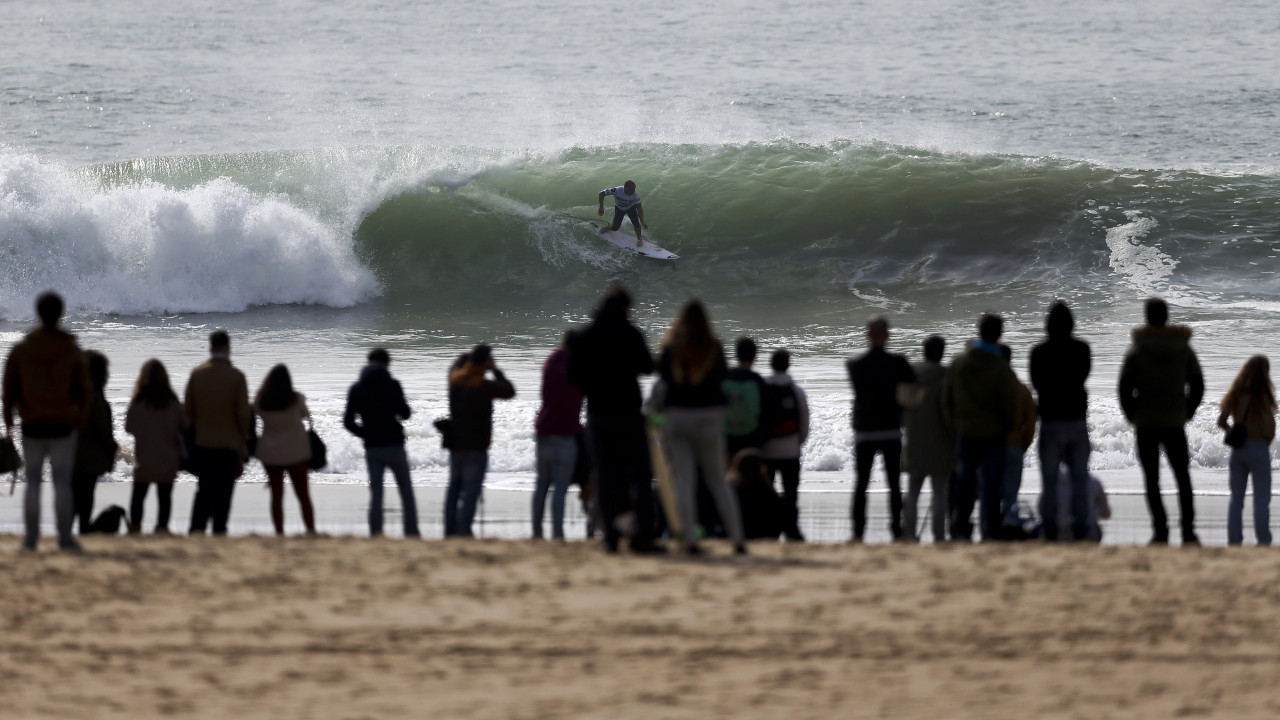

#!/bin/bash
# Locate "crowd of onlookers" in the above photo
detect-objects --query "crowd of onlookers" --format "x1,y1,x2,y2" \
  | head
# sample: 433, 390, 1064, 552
2, 288, 1274, 553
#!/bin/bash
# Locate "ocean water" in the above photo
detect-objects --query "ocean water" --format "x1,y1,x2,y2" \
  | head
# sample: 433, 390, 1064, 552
4, 0, 1280, 498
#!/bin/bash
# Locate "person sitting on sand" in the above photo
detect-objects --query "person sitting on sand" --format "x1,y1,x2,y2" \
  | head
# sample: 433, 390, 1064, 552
597, 180, 648, 246
1036, 465, 1111, 543
445, 344, 516, 538
344, 348, 420, 538
1118, 297, 1203, 546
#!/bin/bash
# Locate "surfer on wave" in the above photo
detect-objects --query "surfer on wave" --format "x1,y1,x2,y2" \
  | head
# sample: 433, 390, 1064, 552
597, 180, 648, 246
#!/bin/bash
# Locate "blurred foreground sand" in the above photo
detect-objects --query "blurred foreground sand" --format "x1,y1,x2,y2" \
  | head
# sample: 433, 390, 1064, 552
2, 536, 1279, 719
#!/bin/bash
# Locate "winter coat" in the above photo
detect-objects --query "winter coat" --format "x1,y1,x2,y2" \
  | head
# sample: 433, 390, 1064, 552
448, 364, 516, 451
344, 364, 412, 448
255, 394, 311, 467
73, 390, 118, 477
184, 357, 252, 452
1118, 325, 1204, 428
903, 361, 956, 476
2, 327, 92, 437
943, 343, 1019, 440
126, 398, 185, 484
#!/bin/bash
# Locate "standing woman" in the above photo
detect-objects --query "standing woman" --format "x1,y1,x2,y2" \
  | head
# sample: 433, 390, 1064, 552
657, 299, 746, 556
1217, 355, 1277, 546
125, 359, 185, 534
72, 350, 119, 533
254, 365, 317, 536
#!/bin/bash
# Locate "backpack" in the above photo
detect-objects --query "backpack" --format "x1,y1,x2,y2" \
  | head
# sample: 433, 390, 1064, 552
721, 376, 763, 437
762, 382, 800, 439
87, 505, 128, 535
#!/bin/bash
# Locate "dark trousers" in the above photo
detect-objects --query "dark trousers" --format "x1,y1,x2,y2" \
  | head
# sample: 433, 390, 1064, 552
765, 458, 803, 538
611, 206, 640, 232
72, 472, 98, 534
130, 482, 174, 531
588, 412, 655, 550
952, 436, 1005, 541
189, 447, 241, 535
853, 439, 903, 540
1136, 426, 1196, 540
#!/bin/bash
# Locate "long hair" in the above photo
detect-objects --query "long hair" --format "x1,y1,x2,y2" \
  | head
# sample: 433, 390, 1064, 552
132, 358, 178, 409
1221, 355, 1276, 415
256, 364, 299, 412
662, 299, 719, 385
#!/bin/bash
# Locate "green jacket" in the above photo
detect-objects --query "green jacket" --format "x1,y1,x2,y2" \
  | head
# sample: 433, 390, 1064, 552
1118, 325, 1204, 428
942, 344, 1019, 440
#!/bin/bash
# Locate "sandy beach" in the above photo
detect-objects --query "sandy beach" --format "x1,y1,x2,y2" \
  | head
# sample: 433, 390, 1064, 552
3, 533, 1280, 719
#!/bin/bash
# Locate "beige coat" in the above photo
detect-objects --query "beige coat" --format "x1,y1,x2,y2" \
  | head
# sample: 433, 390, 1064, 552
254, 394, 311, 468
184, 357, 251, 452
125, 398, 185, 484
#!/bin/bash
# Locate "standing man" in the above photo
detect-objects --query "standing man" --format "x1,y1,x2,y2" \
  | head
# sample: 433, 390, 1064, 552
567, 286, 662, 554
597, 180, 648, 246
185, 329, 252, 535
344, 348, 420, 538
1029, 300, 1092, 541
847, 317, 916, 542
760, 348, 810, 541
723, 337, 770, 459
3, 292, 92, 552
445, 344, 516, 538
943, 314, 1019, 542
1119, 297, 1204, 546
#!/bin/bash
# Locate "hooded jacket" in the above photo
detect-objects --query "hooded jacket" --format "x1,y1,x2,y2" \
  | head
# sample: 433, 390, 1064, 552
447, 363, 516, 451
1029, 305, 1091, 422
1118, 325, 1204, 428
2, 326, 92, 437
943, 343, 1019, 440
902, 360, 955, 475
344, 364, 412, 448
566, 300, 652, 417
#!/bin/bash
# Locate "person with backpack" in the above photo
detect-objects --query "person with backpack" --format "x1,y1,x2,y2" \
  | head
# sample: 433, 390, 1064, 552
847, 316, 916, 542
71, 350, 118, 534
125, 359, 185, 534
760, 349, 810, 541
722, 337, 770, 459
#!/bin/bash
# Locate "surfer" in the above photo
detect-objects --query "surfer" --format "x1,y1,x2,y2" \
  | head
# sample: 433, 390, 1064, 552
597, 180, 648, 246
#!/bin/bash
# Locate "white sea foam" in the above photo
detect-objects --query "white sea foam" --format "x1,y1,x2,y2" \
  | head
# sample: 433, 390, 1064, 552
0, 151, 380, 318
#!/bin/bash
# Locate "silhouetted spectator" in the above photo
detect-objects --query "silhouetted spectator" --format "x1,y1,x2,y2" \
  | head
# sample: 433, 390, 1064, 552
3, 292, 92, 552
125, 359, 184, 534
1216, 355, 1275, 546
943, 314, 1018, 541
533, 331, 583, 540
846, 316, 915, 542
445, 343, 515, 537
1118, 297, 1203, 546
184, 329, 252, 535
723, 337, 769, 458
902, 335, 954, 543
344, 348, 419, 538
567, 287, 661, 554
1029, 300, 1092, 541
254, 364, 317, 536
72, 350, 118, 534
657, 300, 745, 555
760, 349, 810, 541
727, 449, 785, 540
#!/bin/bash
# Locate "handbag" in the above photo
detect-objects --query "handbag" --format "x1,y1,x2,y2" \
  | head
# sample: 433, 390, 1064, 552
1224, 401, 1249, 449
307, 419, 327, 471
0, 436, 22, 474
433, 417, 455, 450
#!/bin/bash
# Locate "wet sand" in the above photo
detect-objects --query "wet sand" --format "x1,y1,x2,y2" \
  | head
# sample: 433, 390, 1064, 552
3, 534, 1280, 719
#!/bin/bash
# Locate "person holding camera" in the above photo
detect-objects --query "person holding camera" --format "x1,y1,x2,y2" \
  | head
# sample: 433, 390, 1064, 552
444, 344, 515, 537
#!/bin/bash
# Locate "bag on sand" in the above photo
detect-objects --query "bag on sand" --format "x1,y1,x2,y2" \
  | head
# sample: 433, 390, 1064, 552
88, 505, 128, 535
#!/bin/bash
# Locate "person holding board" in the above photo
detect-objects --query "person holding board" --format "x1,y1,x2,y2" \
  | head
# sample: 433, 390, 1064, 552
598, 180, 648, 246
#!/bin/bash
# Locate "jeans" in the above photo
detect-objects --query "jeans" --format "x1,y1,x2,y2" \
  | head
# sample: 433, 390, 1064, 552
445, 449, 488, 537
589, 412, 656, 550
952, 436, 1005, 541
188, 447, 241, 535
764, 458, 803, 539
22, 433, 77, 548
904, 472, 948, 542
366, 444, 419, 537
130, 482, 174, 532
1135, 426, 1196, 541
853, 439, 903, 540
1227, 438, 1272, 546
1001, 445, 1025, 525
1039, 419, 1091, 540
72, 472, 99, 534
533, 435, 577, 539
662, 407, 743, 546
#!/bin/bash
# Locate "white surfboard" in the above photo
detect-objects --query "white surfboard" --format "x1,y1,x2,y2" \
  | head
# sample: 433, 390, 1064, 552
597, 228, 679, 260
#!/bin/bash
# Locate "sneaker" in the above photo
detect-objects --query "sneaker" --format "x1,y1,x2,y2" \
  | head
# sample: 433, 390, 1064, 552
59, 538, 83, 554
1149, 535, 1169, 546
19, 539, 36, 553
1182, 533, 1201, 547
